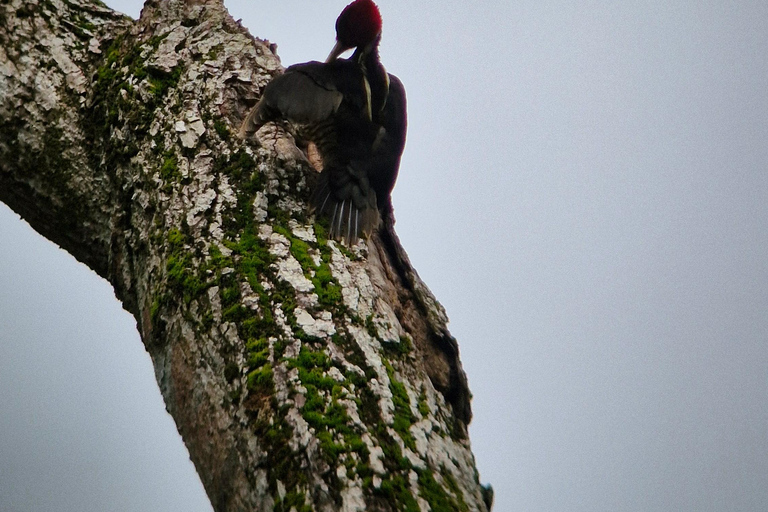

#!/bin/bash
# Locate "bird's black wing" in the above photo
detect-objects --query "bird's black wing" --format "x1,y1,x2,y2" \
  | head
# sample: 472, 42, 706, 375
240, 61, 346, 137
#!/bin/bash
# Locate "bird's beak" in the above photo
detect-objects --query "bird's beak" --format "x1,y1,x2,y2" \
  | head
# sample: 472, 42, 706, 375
326, 40, 351, 63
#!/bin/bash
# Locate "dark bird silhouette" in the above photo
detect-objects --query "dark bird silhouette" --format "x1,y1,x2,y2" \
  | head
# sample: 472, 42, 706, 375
240, 0, 407, 245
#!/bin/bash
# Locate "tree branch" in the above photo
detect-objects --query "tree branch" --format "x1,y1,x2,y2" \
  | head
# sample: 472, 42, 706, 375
1, 0, 489, 510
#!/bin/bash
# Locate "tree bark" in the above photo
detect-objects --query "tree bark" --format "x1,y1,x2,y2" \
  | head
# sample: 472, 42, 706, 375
0, 0, 490, 510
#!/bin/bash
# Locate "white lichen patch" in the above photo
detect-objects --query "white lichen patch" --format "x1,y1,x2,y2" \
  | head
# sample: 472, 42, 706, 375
288, 222, 316, 243
88, 37, 101, 55
216, 175, 238, 210
371, 304, 402, 344
267, 231, 290, 257
285, 407, 312, 452
252, 191, 268, 222
179, 123, 199, 148
294, 307, 336, 338
186, 186, 216, 233
240, 282, 260, 312
369, 377, 395, 425
208, 286, 222, 323
276, 480, 287, 501
268, 232, 314, 293
272, 351, 295, 403
326, 366, 345, 383
220, 322, 241, 348
338, 397, 364, 428
338, 474, 366, 512
327, 242, 361, 311
362, 434, 386, 475
272, 304, 294, 339
348, 325, 384, 372
186, 112, 206, 134
410, 419, 433, 457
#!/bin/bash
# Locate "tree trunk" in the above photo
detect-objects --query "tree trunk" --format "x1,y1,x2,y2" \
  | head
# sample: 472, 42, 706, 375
0, 0, 490, 510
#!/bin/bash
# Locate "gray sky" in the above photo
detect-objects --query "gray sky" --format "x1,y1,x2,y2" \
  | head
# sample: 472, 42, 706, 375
2, 1, 768, 511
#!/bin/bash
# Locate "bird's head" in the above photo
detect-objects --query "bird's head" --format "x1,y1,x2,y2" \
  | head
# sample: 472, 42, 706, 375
326, 0, 382, 62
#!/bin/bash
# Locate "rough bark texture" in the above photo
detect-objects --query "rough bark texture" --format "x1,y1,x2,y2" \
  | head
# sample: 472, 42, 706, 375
0, 1, 490, 510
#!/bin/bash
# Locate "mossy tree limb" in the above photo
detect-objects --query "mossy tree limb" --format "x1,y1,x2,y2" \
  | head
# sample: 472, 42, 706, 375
0, 0, 489, 510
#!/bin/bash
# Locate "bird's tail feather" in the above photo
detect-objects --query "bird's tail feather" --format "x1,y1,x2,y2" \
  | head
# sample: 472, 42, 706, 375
312, 167, 379, 245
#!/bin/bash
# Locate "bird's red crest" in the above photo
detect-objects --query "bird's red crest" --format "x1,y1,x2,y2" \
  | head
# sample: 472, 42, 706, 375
335, 0, 383, 48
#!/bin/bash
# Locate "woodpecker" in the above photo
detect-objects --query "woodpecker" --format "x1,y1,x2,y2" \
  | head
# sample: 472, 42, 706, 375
240, 0, 407, 245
